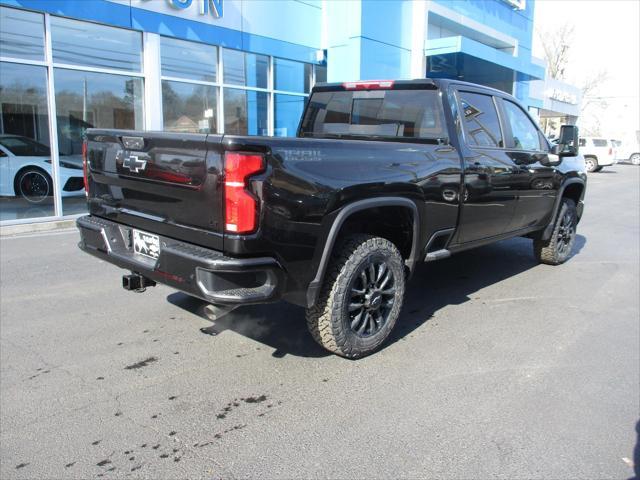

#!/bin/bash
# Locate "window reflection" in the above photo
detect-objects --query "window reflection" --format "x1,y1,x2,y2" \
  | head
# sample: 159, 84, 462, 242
51, 16, 142, 72
0, 7, 45, 61
503, 100, 541, 151
0, 62, 55, 220
315, 65, 327, 83
275, 94, 305, 137
54, 68, 144, 215
274, 58, 312, 93
162, 80, 217, 133
161, 37, 217, 82
459, 92, 503, 147
223, 49, 268, 89
223, 89, 268, 136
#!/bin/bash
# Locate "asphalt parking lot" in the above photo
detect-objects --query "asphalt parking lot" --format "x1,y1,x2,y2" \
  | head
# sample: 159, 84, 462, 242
1, 164, 638, 479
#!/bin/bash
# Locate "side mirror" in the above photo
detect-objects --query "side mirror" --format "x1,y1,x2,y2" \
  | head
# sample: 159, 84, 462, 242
558, 125, 579, 157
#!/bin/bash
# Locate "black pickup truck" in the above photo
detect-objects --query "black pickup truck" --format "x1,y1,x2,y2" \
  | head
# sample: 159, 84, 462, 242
77, 78, 586, 358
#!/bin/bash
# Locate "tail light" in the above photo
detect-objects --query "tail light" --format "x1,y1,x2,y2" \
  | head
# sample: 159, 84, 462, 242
343, 80, 394, 90
609, 147, 613, 155
224, 152, 264, 234
82, 140, 89, 197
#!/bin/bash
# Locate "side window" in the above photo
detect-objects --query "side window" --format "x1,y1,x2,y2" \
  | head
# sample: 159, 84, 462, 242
458, 91, 503, 148
503, 100, 542, 151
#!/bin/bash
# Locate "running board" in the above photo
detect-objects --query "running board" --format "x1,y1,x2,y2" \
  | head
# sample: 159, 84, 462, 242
424, 249, 451, 262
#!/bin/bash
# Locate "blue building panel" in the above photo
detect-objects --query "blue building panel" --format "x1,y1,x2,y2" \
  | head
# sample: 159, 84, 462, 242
0, 0, 133, 28
0, 0, 321, 63
1, 0, 548, 107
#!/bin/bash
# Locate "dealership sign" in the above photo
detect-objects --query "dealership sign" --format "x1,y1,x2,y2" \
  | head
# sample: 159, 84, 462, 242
142, 0, 223, 18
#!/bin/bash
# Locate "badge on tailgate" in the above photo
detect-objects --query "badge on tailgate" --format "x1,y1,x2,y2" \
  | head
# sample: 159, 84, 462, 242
133, 230, 160, 260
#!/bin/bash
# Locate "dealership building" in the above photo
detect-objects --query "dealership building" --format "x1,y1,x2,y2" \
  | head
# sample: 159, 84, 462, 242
0, 0, 578, 225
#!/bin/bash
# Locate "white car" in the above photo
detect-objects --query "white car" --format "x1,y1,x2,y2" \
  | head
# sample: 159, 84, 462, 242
579, 137, 617, 172
613, 139, 640, 165
0, 134, 85, 203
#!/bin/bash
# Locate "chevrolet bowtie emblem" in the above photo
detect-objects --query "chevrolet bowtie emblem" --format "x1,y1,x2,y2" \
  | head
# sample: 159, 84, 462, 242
122, 154, 147, 173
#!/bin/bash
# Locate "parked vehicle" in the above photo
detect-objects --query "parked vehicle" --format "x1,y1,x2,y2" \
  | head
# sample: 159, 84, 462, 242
579, 137, 617, 172
77, 79, 586, 358
0, 134, 85, 203
613, 139, 640, 165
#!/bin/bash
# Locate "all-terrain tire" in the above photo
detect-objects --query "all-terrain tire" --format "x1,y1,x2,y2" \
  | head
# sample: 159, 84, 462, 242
305, 234, 406, 358
533, 198, 578, 265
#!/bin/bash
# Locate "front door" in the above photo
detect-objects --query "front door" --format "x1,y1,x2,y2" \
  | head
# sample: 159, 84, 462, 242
499, 98, 558, 231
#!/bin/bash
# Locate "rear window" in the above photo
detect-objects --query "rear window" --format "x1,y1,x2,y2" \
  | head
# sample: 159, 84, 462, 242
593, 139, 608, 147
299, 89, 446, 140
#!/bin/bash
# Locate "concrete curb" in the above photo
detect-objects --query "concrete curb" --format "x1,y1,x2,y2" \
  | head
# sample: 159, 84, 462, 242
0, 219, 78, 237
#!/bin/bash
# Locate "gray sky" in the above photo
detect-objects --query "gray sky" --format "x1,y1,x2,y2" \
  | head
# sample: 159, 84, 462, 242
533, 0, 640, 139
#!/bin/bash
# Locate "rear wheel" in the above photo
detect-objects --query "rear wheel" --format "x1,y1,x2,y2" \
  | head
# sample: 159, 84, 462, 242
533, 198, 577, 265
584, 156, 598, 173
306, 234, 406, 358
15, 168, 52, 203
630, 153, 640, 165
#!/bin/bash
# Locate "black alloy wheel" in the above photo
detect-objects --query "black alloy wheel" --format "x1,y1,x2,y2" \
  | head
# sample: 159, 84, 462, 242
17, 169, 52, 203
347, 259, 396, 337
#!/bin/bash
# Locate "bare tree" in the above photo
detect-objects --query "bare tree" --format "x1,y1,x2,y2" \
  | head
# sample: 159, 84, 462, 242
538, 23, 575, 80
538, 22, 610, 135
580, 69, 609, 113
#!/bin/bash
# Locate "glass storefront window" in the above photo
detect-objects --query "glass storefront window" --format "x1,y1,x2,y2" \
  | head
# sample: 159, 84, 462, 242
223, 88, 268, 136
0, 7, 45, 61
161, 37, 217, 82
0, 62, 54, 220
315, 65, 327, 84
162, 80, 217, 133
274, 58, 312, 93
54, 68, 144, 215
223, 49, 268, 89
50, 16, 142, 72
274, 94, 305, 137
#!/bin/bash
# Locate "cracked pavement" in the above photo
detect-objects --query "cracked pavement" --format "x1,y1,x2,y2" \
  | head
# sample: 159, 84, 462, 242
1, 164, 639, 479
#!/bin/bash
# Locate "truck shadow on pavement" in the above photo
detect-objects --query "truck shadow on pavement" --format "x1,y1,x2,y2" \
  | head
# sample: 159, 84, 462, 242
168, 235, 586, 359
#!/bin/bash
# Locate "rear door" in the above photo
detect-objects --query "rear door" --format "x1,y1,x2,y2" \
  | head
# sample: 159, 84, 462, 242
85, 130, 225, 250
454, 89, 518, 244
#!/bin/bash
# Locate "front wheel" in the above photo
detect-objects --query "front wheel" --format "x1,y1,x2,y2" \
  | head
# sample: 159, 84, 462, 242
533, 198, 578, 265
15, 168, 53, 203
306, 235, 406, 358
630, 153, 640, 165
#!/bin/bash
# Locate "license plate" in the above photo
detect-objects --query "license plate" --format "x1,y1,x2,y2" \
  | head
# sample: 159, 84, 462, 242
133, 229, 160, 260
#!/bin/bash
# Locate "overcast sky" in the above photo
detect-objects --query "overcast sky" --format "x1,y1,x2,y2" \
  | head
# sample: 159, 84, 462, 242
533, 0, 640, 138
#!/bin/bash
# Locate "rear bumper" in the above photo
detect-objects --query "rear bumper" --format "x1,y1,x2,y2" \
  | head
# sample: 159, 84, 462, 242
76, 215, 285, 305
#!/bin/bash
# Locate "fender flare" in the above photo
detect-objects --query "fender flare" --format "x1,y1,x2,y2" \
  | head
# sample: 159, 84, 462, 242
305, 197, 420, 308
541, 178, 586, 241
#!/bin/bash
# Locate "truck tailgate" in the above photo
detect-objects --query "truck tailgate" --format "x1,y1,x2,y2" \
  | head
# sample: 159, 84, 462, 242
85, 130, 224, 250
